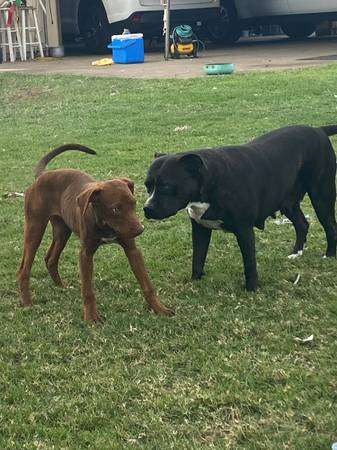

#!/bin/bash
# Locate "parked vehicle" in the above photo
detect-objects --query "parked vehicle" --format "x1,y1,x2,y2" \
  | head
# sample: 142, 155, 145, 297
207, 0, 337, 43
59, 0, 337, 53
60, 0, 219, 53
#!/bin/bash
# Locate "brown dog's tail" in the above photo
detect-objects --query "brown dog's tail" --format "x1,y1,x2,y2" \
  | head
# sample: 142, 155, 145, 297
321, 125, 337, 136
34, 144, 96, 178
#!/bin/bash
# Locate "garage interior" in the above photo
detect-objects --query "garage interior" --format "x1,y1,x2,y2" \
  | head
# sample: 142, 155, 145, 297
0, 0, 62, 62
1, 0, 337, 63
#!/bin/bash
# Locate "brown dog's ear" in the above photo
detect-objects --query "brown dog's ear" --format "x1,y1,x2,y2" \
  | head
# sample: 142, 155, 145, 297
119, 178, 134, 194
76, 186, 102, 217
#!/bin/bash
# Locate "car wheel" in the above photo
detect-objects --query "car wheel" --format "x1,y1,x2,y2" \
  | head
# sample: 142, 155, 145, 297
206, 1, 241, 44
281, 22, 316, 39
79, 1, 111, 53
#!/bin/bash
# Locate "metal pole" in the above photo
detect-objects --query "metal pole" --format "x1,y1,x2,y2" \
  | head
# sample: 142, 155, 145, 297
162, 0, 170, 60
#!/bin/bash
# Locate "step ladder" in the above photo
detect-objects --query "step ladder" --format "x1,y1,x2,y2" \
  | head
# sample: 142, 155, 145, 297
0, 6, 43, 63
19, 6, 44, 60
0, 7, 23, 62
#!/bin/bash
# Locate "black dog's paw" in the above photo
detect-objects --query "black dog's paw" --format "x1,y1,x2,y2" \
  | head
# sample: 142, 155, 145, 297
246, 286, 258, 293
191, 271, 205, 280
245, 278, 258, 292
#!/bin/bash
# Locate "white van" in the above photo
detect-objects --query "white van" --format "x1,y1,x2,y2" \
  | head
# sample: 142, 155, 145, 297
60, 0, 337, 52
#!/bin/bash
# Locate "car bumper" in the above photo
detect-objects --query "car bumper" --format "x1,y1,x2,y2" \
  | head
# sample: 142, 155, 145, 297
126, 7, 218, 27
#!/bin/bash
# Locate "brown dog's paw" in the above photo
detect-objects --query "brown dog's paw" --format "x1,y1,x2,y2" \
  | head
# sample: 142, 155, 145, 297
150, 303, 175, 317
93, 315, 105, 324
20, 299, 33, 307
83, 307, 104, 324
85, 315, 105, 324
163, 306, 175, 317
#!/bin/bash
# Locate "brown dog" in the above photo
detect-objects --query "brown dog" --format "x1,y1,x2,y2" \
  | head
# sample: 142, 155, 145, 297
17, 144, 173, 322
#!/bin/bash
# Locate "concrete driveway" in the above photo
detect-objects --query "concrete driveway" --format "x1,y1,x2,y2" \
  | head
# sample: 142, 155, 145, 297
1, 35, 337, 79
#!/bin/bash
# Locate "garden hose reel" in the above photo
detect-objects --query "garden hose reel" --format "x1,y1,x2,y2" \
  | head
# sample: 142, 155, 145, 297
170, 25, 199, 58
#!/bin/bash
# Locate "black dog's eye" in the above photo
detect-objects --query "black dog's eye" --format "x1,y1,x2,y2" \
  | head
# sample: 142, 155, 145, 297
145, 181, 154, 194
159, 185, 176, 196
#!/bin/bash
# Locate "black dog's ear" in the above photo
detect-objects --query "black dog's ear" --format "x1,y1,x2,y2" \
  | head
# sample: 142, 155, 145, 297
179, 153, 208, 174
154, 152, 168, 159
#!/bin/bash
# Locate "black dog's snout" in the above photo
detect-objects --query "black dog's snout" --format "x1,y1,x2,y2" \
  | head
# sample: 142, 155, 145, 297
143, 205, 154, 219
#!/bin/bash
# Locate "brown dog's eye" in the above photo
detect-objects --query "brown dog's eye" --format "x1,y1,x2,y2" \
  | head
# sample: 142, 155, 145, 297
111, 207, 119, 214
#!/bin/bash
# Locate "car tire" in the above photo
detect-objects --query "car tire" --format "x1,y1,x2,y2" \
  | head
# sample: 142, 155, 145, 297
206, 1, 241, 44
281, 22, 316, 39
78, 0, 111, 54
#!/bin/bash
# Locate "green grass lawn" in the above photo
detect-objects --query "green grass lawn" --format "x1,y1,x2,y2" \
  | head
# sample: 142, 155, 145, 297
1, 67, 337, 449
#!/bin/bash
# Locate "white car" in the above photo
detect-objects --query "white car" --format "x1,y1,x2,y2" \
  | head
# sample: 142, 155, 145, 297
60, 0, 337, 52
208, 0, 337, 43
60, 0, 219, 53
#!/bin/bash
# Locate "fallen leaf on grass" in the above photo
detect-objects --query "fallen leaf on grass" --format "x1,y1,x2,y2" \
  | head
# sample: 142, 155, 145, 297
293, 273, 301, 285
294, 334, 314, 344
274, 218, 292, 225
274, 214, 310, 225
3, 192, 24, 198
174, 125, 191, 132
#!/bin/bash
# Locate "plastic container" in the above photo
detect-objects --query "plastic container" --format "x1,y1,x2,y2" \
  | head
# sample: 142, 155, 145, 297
108, 33, 144, 64
203, 63, 235, 75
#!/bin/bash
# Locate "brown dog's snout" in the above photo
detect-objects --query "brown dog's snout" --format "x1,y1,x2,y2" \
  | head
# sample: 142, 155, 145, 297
121, 217, 144, 239
133, 224, 144, 238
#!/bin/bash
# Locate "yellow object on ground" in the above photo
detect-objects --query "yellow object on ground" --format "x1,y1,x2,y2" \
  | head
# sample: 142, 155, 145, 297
91, 58, 114, 66
35, 57, 58, 62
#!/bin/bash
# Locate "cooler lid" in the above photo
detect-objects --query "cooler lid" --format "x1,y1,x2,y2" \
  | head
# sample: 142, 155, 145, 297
111, 33, 144, 40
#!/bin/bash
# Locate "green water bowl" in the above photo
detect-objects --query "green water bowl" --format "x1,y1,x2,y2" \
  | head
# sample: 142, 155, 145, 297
203, 63, 235, 75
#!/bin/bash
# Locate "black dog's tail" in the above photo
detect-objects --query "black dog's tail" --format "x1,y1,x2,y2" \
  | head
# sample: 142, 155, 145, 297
321, 125, 337, 137
34, 144, 96, 178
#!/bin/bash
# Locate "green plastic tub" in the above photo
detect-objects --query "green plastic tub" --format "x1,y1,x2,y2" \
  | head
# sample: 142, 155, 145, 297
203, 63, 235, 75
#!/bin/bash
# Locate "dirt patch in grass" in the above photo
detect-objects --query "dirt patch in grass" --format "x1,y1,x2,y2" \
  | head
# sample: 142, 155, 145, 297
7, 85, 53, 102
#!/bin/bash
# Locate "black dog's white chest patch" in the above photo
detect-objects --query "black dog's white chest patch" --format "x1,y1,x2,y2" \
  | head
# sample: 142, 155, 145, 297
186, 202, 224, 230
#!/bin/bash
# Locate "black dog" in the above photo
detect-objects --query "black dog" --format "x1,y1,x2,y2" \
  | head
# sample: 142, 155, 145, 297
144, 125, 337, 291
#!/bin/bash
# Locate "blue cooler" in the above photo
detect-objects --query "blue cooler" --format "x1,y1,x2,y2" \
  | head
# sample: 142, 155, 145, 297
108, 33, 144, 64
